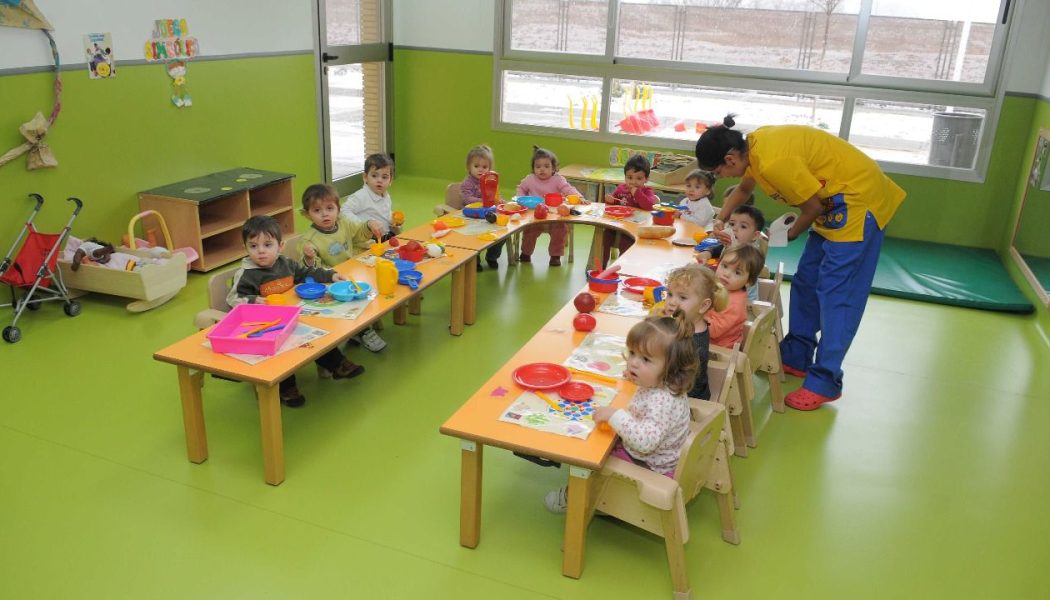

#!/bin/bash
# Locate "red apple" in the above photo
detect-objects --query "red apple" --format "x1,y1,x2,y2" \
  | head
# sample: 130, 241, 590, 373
534, 204, 549, 219
573, 313, 596, 332
388, 237, 400, 247
573, 292, 596, 313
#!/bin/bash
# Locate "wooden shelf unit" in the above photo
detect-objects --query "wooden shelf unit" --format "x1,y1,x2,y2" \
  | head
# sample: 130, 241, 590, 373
139, 168, 295, 272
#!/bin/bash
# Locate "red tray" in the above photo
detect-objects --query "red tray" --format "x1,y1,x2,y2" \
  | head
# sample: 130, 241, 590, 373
558, 381, 595, 402
603, 205, 635, 219
512, 362, 571, 390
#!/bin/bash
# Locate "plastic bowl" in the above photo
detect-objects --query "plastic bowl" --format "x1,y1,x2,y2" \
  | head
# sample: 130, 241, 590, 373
294, 277, 326, 300
514, 195, 543, 209
651, 210, 675, 226
398, 269, 424, 290
587, 269, 621, 294
397, 245, 427, 262
328, 280, 372, 302
544, 193, 563, 206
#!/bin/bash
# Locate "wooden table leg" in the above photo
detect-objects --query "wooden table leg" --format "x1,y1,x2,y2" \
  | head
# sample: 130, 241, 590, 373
255, 383, 285, 486
393, 303, 408, 325
464, 256, 477, 326
177, 366, 208, 464
459, 440, 483, 548
563, 466, 593, 578
408, 296, 423, 315
449, 264, 465, 336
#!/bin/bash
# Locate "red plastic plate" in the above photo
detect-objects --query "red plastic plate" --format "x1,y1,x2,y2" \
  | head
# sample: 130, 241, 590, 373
512, 362, 571, 390
622, 277, 662, 297
558, 381, 595, 402
604, 205, 635, 219
497, 202, 528, 215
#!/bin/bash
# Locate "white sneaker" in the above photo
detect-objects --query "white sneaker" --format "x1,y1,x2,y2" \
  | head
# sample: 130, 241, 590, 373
317, 365, 332, 379
353, 326, 387, 352
544, 486, 568, 514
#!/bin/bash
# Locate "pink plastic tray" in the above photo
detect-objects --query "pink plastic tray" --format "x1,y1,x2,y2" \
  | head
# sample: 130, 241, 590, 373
207, 304, 301, 355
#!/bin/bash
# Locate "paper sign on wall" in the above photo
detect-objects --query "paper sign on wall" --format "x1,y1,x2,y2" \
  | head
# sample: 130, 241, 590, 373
83, 33, 115, 79
144, 19, 199, 62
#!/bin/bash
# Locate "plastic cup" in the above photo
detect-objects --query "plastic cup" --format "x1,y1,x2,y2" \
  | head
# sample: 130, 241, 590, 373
495, 213, 509, 226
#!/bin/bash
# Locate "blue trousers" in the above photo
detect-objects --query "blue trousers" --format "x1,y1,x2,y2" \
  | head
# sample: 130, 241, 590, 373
780, 212, 884, 398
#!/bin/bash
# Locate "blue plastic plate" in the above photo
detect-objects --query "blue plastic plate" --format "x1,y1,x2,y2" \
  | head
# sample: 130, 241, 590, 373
294, 277, 326, 300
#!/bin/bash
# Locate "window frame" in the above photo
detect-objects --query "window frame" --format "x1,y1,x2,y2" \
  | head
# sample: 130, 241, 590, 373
493, 0, 1017, 182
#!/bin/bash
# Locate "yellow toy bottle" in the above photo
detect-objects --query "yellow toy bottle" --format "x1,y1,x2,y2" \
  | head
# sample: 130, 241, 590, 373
376, 258, 397, 297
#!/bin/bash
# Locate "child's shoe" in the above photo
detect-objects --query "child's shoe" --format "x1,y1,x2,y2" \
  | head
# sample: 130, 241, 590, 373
544, 486, 568, 514
486, 258, 499, 269
332, 359, 366, 379
317, 365, 332, 379
518, 253, 531, 263
352, 326, 387, 352
280, 385, 306, 408
475, 257, 484, 272
549, 256, 561, 267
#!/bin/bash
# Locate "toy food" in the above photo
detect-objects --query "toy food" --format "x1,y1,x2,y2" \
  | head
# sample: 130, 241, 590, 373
433, 220, 449, 231
637, 225, 675, 239
426, 243, 443, 258
392, 210, 405, 226
566, 194, 581, 205
369, 243, 385, 256
692, 231, 707, 243
485, 212, 497, 223
388, 237, 400, 247
534, 204, 549, 219
504, 202, 521, 212
573, 292, 596, 313
573, 313, 596, 332
432, 229, 450, 238
557, 204, 571, 217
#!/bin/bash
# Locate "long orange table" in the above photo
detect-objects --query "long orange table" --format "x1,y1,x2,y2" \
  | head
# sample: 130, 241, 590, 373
154, 249, 473, 485
439, 209, 707, 579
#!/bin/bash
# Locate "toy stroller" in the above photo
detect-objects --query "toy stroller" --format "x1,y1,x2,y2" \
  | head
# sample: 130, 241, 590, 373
0, 194, 83, 343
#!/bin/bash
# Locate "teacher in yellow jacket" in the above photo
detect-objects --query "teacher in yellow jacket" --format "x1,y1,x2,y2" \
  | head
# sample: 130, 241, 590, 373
696, 115, 905, 411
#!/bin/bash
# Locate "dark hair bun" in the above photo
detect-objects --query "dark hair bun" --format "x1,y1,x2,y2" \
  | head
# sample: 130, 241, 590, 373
723, 114, 736, 128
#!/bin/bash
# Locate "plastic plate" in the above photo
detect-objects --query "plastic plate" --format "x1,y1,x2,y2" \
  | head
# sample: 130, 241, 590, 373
398, 269, 423, 290
603, 205, 635, 219
622, 277, 663, 297
558, 381, 595, 402
512, 362, 571, 390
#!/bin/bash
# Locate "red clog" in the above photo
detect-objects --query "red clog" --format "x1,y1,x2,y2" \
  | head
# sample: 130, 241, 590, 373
784, 388, 841, 411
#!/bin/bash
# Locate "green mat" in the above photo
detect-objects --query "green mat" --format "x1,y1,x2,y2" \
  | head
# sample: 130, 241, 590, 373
766, 235, 1035, 314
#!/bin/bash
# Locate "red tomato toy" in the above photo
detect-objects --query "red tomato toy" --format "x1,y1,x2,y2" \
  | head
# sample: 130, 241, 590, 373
573, 313, 596, 332
573, 292, 596, 313
388, 237, 400, 247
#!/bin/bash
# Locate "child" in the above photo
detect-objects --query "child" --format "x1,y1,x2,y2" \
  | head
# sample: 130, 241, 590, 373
460, 144, 506, 270
706, 243, 765, 349
662, 264, 729, 400
516, 146, 581, 267
298, 184, 387, 353
227, 216, 364, 407
341, 153, 399, 242
679, 169, 716, 228
602, 154, 658, 265
695, 204, 765, 264
544, 315, 699, 513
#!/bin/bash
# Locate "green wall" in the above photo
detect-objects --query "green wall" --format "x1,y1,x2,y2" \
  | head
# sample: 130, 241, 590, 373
0, 54, 321, 244
393, 48, 1036, 249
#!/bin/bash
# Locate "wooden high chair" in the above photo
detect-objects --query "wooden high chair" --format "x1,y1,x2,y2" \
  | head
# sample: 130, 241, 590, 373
705, 348, 750, 459
716, 301, 785, 430
588, 400, 738, 600
755, 261, 785, 342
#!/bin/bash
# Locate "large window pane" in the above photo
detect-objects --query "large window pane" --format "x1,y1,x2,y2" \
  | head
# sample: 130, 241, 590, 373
617, 0, 858, 74
502, 71, 604, 130
326, 0, 382, 46
849, 99, 986, 167
862, 1, 1000, 83
510, 0, 608, 55
328, 64, 365, 179
607, 79, 844, 142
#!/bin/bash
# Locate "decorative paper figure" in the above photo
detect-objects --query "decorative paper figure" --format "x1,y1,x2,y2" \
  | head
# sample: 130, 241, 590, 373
84, 33, 115, 79
167, 61, 191, 107
0, 0, 60, 171
144, 18, 199, 108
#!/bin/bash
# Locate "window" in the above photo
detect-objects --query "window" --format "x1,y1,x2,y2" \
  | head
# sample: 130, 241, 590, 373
495, 0, 1013, 178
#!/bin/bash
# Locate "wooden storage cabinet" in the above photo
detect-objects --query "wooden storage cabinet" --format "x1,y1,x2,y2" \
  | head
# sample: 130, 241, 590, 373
139, 168, 295, 272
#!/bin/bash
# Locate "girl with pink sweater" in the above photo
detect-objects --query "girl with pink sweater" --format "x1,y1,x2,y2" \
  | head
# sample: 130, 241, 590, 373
516, 146, 581, 267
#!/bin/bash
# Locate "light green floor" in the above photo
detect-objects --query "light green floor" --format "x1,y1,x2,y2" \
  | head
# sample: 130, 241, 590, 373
3, 176, 1049, 599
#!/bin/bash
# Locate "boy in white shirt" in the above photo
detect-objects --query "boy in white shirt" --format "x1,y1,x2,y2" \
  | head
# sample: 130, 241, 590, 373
341, 153, 400, 241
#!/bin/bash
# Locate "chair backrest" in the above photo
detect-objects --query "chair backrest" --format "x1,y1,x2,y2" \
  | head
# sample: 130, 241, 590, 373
281, 232, 303, 264
445, 183, 465, 210
756, 261, 784, 311
206, 267, 239, 312
673, 402, 726, 503
740, 301, 779, 373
